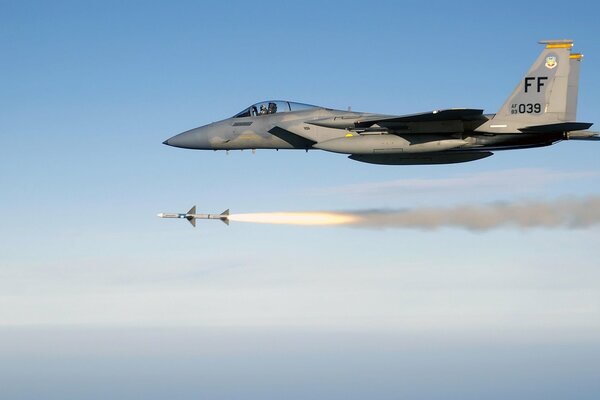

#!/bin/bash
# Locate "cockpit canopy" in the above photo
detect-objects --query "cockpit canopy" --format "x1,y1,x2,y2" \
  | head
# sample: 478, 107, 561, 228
233, 101, 319, 118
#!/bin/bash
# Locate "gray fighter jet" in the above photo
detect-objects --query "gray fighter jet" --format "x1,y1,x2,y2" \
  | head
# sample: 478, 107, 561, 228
164, 40, 598, 165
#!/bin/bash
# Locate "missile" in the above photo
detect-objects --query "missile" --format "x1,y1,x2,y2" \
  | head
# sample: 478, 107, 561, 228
157, 206, 229, 227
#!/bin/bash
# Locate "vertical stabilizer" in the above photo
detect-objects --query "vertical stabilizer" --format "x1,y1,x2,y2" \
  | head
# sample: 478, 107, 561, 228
565, 53, 583, 121
477, 40, 581, 133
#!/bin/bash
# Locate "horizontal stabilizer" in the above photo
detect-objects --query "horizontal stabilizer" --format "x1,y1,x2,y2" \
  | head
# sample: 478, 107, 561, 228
519, 122, 593, 133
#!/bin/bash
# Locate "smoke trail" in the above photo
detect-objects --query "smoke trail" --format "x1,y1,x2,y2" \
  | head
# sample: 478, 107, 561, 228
229, 196, 600, 231
351, 196, 600, 230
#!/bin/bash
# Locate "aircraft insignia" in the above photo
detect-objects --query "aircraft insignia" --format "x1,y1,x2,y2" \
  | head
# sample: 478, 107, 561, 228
545, 56, 558, 69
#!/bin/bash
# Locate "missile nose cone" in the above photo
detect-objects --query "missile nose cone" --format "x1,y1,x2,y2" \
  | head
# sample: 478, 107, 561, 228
162, 139, 170, 146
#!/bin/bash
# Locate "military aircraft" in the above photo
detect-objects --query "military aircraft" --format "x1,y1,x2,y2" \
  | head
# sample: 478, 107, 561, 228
164, 40, 598, 165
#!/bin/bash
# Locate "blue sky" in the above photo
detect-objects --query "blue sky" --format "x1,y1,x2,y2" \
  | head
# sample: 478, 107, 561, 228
1, 1, 600, 398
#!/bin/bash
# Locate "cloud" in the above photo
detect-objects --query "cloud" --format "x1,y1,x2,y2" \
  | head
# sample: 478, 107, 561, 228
314, 168, 600, 197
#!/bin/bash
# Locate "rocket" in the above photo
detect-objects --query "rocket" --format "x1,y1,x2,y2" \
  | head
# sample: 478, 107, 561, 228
157, 206, 229, 227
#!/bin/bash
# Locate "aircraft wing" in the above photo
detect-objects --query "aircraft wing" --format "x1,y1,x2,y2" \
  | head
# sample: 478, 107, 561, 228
353, 108, 485, 129
308, 108, 487, 134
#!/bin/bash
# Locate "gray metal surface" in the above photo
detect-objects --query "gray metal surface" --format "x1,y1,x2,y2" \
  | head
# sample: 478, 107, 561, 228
163, 41, 596, 165
157, 206, 230, 227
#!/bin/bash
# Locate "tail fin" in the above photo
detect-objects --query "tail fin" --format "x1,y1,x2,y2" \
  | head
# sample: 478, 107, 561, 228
565, 52, 583, 121
220, 209, 230, 226
478, 40, 581, 133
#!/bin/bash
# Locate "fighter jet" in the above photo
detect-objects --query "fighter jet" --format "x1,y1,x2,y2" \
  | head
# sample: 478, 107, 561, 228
163, 40, 598, 165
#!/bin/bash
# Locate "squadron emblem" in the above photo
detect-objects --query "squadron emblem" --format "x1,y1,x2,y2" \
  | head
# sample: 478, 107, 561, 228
545, 56, 557, 69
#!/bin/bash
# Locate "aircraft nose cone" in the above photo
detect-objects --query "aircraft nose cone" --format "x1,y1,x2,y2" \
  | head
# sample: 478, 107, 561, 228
163, 122, 228, 150
163, 132, 193, 148
163, 127, 211, 149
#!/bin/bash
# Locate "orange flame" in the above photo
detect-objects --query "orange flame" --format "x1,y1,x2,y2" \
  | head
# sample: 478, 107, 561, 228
229, 212, 359, 226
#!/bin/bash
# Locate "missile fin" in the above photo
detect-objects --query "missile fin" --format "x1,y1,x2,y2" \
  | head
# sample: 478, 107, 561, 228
186, 205, 197, 227
221, 209, 230, 225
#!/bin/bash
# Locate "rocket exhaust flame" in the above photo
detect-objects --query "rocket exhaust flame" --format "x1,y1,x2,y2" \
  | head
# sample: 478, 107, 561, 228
228, 197, 600, 230
228, 212, 359, 226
